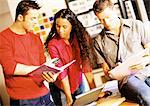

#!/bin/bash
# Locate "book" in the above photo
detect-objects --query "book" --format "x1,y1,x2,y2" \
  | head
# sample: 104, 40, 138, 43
28, 60, 76, 85
109, 49, 149, 80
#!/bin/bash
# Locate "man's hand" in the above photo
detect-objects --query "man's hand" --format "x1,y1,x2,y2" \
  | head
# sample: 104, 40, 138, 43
101, 62, 110, 76
129, 55, 150, 71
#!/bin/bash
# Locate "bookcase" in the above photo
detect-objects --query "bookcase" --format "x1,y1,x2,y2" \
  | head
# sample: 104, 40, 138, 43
133, 0, 148, 21
143, 0, 150, 20
0, 0, 13, 31
65, 0, 137, 38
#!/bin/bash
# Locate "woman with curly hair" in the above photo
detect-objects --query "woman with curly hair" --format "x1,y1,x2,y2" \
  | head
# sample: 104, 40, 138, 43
45, 9, 96, 106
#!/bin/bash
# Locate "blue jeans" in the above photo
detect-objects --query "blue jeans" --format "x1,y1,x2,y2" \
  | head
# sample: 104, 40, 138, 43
10, 92, 55, 106
49, 82, 85, 106
119, 75, 150, 106
72, 83, 85, 102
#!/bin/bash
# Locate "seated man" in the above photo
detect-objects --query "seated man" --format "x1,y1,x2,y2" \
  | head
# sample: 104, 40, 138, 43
93, 0, 150, 105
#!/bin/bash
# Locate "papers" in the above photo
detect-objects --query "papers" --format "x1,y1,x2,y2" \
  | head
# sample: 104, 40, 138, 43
47, 59, 76, 73
96, 80, 125, 106
87, 80, 124, 106
97, 97, 126, 106
109, 49, 149, 80
102, 80, 121, 99
102, 80, 118, 93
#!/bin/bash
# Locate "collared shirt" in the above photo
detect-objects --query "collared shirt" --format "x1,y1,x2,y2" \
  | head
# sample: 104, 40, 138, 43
93, 30, 119, 68
48, 35, 92, 93
118, 19, 150, 63
94, 19, 150, 88
93, 19, 150, 80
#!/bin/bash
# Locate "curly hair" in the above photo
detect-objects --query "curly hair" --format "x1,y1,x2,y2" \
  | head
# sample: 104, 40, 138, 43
45, 9, 92, 61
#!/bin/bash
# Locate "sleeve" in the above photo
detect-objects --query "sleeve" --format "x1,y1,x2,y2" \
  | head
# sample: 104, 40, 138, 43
93, 38, 105, 64
0, 34, 17, 75
48, 42, 68, 81
143, 21, 150, 45
138, 20, 150, 46
38, 36, 46, 64
82, 57, 92, 73
94, 46, 105, 64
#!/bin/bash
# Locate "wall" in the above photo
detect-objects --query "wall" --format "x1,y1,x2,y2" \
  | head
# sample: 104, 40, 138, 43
0, 0, 67, 41
6, 0, 67, 21
0, 0, 13, 31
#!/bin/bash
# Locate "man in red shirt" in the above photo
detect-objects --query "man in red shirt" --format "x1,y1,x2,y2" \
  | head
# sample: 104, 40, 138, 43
0, 1, 56, 106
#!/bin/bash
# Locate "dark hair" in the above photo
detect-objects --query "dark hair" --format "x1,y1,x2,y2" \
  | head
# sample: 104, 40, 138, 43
45, 9, 92, 60
93, 0, 113, 14
15, 0, 40, 21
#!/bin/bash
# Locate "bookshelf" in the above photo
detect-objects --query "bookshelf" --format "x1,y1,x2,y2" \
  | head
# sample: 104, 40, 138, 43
143, 0, 150, 20
134, 0, 148, 21
65, 0, 137, 37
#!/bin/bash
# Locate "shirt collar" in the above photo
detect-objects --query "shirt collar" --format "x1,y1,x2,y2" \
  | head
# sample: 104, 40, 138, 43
104, 18, 131, 35
121, 18, 131, 28
105, 31, 116, 35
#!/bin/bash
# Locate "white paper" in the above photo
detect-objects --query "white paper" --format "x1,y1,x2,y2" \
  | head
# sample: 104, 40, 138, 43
109, 49, 149, 80
49, 60, 76, 73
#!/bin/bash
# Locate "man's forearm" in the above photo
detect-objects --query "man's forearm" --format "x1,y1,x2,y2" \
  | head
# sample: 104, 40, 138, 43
14, 63, 40, 75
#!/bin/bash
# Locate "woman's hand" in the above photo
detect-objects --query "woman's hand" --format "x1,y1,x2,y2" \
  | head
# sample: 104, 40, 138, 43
42, 72, 59, 83
66, 96, 73, 106
61, 76, 73, 106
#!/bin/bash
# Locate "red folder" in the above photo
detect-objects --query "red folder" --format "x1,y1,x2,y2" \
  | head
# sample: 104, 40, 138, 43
28, 60, 76, 85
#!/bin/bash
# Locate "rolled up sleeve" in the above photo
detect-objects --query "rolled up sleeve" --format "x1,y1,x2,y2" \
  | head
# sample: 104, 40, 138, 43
48, 43, 67, 81
82, 57, 92, 73
0, 34, 17, 75
38, 37, 46, 64
142, 21, 150, 46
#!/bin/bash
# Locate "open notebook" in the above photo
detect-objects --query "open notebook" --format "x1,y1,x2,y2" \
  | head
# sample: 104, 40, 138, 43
109, 49, 149, 80
28, 59, 76, 85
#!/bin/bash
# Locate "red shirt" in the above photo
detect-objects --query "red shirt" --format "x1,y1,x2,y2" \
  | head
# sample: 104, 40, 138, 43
48, 36, 92, 93
0, 28, 49, 99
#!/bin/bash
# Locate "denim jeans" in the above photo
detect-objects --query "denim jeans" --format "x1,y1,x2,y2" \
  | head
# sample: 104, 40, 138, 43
49, 83, 62, 106
10, 92, 55, 106
119, 75, 150, 106
72, 83, 85, 102
49, 82, 85, 106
